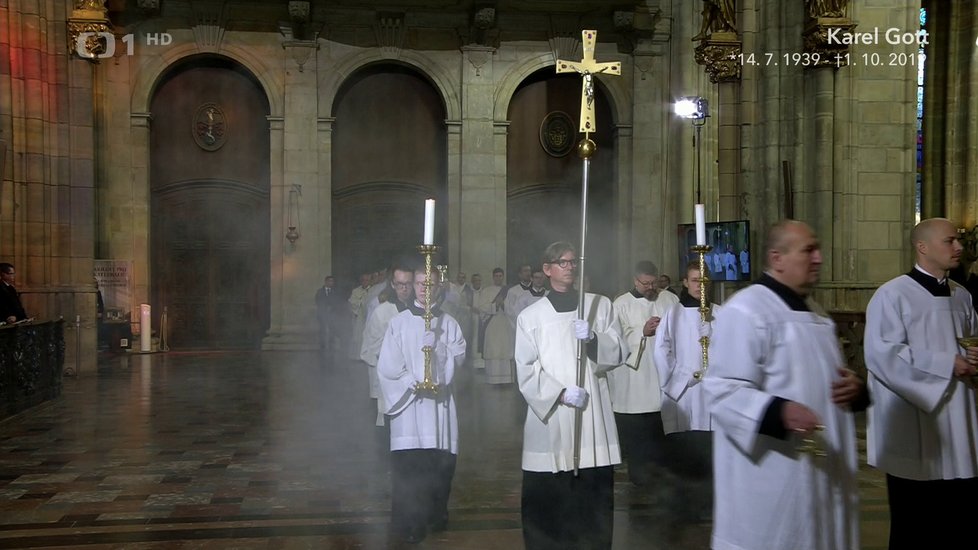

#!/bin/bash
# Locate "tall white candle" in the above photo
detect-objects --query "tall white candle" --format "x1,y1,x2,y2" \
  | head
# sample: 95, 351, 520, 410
140, 303, 152, 352
694, 204, 707, 246
423, 199, 435, 245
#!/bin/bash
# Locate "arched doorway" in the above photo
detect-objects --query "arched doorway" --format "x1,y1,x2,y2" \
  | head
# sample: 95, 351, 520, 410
331, 64, 448, 281
150, 56, 271, 349
506, 69, 617, 294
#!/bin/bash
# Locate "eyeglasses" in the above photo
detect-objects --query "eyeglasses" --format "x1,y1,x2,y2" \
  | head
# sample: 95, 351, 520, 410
548, 258, 579, 269
391, 282, 412, 289
635, 279, 656, 287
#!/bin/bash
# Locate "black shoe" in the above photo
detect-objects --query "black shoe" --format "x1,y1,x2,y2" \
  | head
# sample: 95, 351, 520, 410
402, 526, 426, 544
429, 515, 448, 532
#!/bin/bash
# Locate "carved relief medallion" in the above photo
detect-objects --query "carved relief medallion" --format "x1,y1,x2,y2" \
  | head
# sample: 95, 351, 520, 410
539, 111, 575, 157
192, 103, 227, 151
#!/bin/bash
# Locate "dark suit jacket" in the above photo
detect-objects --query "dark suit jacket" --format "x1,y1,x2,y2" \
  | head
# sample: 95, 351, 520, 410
0, 283, 28, 322
315, 287, 343, 322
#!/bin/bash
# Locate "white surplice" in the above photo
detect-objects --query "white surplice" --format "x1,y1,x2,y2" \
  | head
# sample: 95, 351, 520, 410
864, 274, 978, 480
472, 284, 502, 369
653, 302, 718, 433
704, 284, 859, 550
377, 308, 466, 454
504, 283, 532, 328
481, 284, 515, 383
606, 290, 679, 414
515, 293, 628, 472
348, 285, 370, 360
360, 301, 404, 426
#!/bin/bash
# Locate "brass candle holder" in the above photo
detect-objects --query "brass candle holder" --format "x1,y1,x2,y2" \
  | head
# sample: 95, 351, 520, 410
957, 336, 978, 384
690, 244, 712, 380
415, 244, 440, 394
797, 425, 827, 457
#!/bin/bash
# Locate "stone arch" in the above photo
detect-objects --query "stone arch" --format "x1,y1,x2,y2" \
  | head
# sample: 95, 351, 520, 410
131, 43, 282, 115
319, 50, 461, 120
493, 52, 632, 127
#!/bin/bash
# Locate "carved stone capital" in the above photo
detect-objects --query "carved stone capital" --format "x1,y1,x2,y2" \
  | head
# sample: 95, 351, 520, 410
803, 17, 856, 68
461, 44, 495, 77
288, 1, 310, 22
694, 32, 741, 83
282, 40, 320, 73
459, 6, 499, 48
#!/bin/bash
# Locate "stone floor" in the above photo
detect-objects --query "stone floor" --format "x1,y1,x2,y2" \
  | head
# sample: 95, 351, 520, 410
0, 351, 890, 549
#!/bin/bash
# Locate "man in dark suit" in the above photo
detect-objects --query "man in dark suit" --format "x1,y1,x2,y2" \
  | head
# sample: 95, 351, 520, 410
0, 263, 28, 323
315, 275, 343, 352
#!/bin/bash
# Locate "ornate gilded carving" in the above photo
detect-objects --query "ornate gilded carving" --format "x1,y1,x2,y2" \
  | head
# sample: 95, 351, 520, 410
692, 0, 736, 41
694, 32, 742, 82
67, 0, 110, 60
807, 0, 849, 19
803, 0, 853, 68
802, 19, 856, 68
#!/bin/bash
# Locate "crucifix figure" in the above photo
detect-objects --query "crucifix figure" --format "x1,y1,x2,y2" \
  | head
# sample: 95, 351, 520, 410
556, 30, 621, 136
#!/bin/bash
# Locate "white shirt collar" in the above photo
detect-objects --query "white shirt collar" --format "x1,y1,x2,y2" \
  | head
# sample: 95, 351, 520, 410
914, 264, 946, 285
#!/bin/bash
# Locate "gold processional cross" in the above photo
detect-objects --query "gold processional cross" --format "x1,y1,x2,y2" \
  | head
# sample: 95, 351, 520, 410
556, 30, 621, 138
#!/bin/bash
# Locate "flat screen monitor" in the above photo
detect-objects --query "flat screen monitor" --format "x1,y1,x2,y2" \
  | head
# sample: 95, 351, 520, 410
677, 219, 751, 282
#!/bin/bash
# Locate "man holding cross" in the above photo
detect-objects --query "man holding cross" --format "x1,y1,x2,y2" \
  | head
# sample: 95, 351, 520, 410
515, 241, 627, 550
516, 32, 624, 550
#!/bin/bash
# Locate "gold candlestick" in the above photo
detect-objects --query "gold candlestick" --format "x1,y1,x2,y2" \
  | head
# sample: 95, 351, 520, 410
415, 244, 440, 394
797, 425, 827, 457
691, 244, 712, 380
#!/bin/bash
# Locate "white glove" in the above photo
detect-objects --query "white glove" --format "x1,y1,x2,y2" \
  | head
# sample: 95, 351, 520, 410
698, 322, 712, 339
561, 386, 589, 408
422, 330, 436, 348
573, 319, 593, 341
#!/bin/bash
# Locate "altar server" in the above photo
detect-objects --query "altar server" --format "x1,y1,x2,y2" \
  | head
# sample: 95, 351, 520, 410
865, 217, 978, 550
378, 266, 466, 545
516, 241, 627, 550
704, 220, 866, 550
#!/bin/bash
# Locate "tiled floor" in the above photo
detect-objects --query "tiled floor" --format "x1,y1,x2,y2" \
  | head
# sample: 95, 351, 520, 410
0, 351, 889, 549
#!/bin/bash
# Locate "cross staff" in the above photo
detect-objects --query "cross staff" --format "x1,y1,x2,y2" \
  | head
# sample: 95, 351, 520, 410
556, 30, 621, 136
556, 30, 620, 476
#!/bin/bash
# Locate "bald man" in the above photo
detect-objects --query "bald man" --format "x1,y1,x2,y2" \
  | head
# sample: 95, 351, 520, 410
864, 217, 978, 550
704, 220, 866, 550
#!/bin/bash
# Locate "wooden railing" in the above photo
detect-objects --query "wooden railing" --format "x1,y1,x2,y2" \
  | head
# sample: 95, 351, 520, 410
0, 320, 65, 420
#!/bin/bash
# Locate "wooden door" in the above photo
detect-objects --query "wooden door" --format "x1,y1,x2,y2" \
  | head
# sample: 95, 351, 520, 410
149, 57, 270, 349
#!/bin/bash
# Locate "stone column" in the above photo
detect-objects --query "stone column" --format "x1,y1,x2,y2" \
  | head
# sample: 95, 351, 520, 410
810, 66, 835, 276
627, 39, 670, 273
0, 1, 101, 372
695, 32, 742, 221
459, 45, 502, 278
263, 116, 287, 345
263, 40, 321, 350
922, 1, 978, 226
445, 120, 462, 269
802, 10, 856, 282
